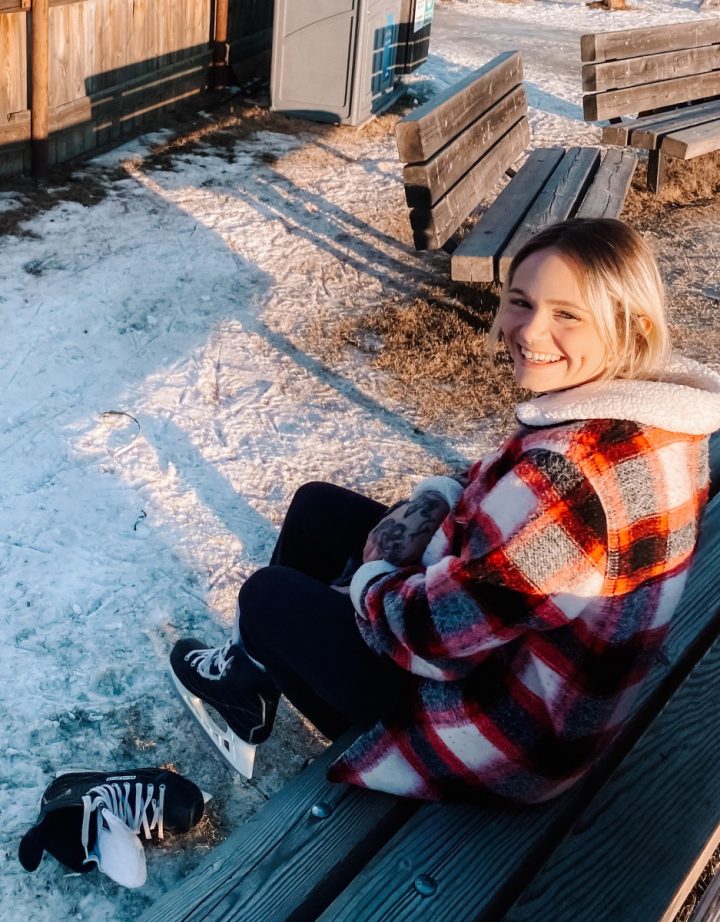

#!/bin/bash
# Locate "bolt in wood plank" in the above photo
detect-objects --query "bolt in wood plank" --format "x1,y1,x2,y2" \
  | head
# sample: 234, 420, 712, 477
409, 119, 529, 250
581, 20, 720, 64
403, 86, 527, 208
138, 731, 417, 922
317, 483, 720, 922
450, 147, 565, 283
575, 148, 637, 218
395, 50, 523, 163
584, 70, 720, 121
582, 44, 720, 94
628, 99, 720, 149
498, 147, 601, 280
661, 119, 720, 158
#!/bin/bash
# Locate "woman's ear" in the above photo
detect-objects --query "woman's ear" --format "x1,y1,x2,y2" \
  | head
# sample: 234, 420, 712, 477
636, 314, 652, 336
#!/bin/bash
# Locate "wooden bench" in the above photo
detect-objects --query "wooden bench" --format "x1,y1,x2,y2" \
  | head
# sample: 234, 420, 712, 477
582, 21, 720, 194
141, 435, 720, 922
394, 51, 637, 285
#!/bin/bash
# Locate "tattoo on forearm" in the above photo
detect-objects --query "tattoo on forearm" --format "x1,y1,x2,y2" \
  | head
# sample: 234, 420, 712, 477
368, 518, 409, 564
404, 492, 446, 522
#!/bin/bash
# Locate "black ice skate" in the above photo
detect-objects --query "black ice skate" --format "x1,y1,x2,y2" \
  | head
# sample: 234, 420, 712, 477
18, 767, 207, 888
169, 637, 279, 779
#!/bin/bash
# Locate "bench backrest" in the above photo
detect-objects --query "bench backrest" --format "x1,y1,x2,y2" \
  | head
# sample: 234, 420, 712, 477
396, 50, 529, 250
582, 20, 720, 122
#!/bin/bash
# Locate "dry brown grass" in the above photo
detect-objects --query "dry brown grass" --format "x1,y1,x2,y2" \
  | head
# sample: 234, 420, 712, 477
624, 150, 720, 211
306, 284, 522, 435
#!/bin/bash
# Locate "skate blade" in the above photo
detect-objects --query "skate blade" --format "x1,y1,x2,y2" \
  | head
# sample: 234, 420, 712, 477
169, 668, 257, 780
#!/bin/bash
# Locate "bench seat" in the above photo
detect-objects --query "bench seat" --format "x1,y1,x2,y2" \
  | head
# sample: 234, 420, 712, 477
450, 146, 637, 284
396, 52, 636, 283
582, 21, 720, 193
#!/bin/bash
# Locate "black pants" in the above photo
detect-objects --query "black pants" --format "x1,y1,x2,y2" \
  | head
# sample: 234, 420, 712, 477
236, 482, 413, 740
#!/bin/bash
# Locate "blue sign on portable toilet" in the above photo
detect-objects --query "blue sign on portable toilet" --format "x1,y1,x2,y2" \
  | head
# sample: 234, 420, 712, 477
270, 0, 435, 126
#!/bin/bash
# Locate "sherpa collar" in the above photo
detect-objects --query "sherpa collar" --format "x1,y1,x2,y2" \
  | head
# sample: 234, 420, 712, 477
516, 355, 720, 436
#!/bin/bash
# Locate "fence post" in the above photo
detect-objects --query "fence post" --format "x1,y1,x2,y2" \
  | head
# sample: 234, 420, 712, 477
31, 0, 49, 179
211, 0, 230, 89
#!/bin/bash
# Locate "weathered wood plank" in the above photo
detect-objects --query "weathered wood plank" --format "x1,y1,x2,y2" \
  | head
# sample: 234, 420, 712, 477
403, 87, 527, 209
498, 147, 601, 280
503, 522, 720, 921
0, 107, 29, 144
584, 71, 720, 121
575, 148, 637, 218
138, 731, 416, 922
450, 147, 565, 283
0, 9, 28, 119
627, 100, 720, 149
316, 486, 720, 922
582, 44, 720, 93
662, 119, 720, 158
409, 119, 529, 250
395, 50, 523, 163
648, 148, 667, 194
581, 21, 720, 64
601, 100, 720, 144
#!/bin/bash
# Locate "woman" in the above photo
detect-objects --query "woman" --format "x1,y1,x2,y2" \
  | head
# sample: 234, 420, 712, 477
171, 218, 720, 803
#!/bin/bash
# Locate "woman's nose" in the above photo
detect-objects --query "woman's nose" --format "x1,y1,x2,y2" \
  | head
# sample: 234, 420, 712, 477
519, 307, 549, 344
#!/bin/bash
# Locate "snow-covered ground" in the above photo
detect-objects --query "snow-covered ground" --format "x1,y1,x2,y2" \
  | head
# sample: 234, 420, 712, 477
3, 0, 720, 918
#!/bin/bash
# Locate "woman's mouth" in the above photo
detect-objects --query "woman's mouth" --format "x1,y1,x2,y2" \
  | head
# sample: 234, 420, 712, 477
518, 346, 563, 365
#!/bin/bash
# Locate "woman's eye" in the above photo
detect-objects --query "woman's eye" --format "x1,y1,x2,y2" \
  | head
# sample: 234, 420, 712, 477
509, 298, 531, 309
557, 311, 580, 321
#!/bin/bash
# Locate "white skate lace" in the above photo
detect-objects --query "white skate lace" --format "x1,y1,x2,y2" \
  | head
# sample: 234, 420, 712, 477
185, 639, 234, 679
80, 781, 166, 863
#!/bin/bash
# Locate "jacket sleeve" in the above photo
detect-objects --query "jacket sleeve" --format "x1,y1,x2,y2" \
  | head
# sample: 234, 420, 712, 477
349, 449, 608, 681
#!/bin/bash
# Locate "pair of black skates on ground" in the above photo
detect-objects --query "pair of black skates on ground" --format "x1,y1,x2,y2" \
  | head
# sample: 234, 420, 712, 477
19, 635, 276, 886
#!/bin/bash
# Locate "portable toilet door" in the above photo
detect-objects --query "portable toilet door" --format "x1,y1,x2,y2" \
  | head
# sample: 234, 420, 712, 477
271, 0, 405, 125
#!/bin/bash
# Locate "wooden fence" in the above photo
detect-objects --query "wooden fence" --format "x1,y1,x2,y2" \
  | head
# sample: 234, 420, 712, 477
0, 0, 272, 175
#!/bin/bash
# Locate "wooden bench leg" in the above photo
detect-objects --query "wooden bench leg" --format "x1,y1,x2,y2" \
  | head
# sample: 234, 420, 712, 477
647, 148, 666, 194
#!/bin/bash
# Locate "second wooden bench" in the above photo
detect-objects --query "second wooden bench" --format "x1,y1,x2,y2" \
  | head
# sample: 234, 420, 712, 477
395, 51, 637, 284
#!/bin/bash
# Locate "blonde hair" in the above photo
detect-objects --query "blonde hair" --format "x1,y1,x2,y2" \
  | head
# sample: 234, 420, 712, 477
486, 218, 671, 382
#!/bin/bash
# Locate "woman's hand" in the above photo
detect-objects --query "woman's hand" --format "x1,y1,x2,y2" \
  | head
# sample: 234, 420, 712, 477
363, 491, 450, 566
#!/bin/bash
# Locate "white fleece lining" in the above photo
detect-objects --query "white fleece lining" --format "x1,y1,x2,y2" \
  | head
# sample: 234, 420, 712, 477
516, 355, 720, 435
350, 560, 399, 615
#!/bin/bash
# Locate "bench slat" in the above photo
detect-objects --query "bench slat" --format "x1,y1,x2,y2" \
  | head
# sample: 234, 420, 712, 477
582, 44, 720, 94
575, 148, 637, 218
395, 50, 523, 163
584, 71, 720, 121
662, 118, 720, 158
450, 147, 565, 283
137, 731, 416, 922
498, 147, 601, 280
403, 86, 527, 208
314, 485, 720, 922
409, 118, 529, 250
624, 99, 720, 149
581, 21, 720, 64
602, 99, 720, 145
503, 509, 720, 922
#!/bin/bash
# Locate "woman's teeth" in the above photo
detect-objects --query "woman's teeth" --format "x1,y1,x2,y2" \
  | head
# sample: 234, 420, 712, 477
519, 347, 562, 364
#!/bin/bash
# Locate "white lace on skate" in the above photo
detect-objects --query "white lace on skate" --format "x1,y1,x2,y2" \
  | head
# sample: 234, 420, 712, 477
185, 639, 234, 679
80, 781, 165, 887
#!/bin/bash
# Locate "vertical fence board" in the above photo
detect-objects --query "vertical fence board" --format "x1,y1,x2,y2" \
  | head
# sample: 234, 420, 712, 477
0, 11, 28, 119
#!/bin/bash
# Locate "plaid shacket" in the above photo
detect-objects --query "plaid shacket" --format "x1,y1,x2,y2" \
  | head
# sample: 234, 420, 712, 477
329, 366, 720, 803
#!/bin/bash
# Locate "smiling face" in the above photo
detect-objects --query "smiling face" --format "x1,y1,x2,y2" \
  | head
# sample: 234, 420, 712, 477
500, 247, 609, 394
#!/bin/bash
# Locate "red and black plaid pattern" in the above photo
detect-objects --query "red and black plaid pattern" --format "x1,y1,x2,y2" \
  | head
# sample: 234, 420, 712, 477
329, 419, 709, 803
